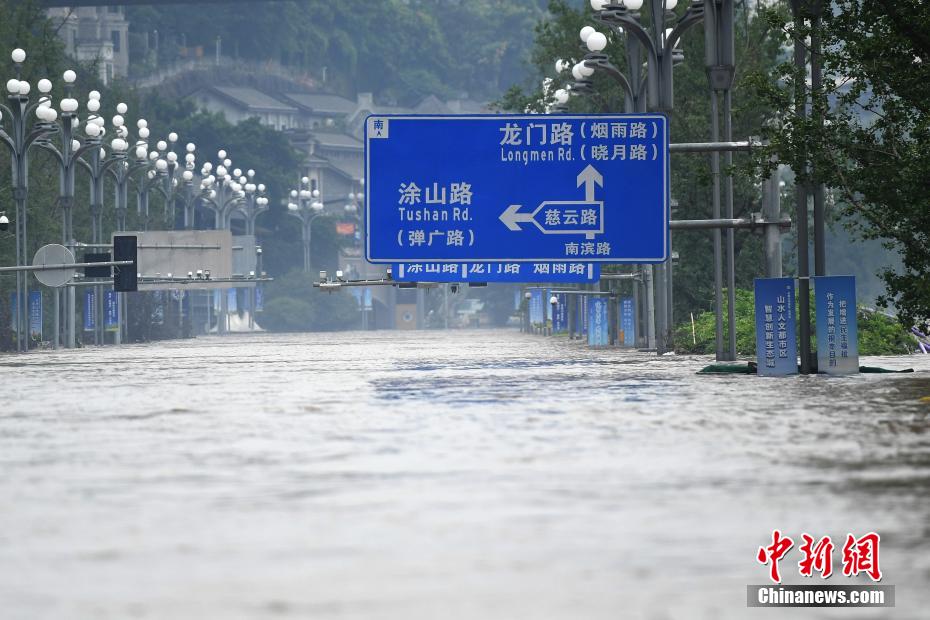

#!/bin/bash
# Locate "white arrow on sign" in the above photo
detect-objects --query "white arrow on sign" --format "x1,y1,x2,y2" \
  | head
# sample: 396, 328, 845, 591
576, 164, 603, 202
499, 164, 605, 234
499, 204, 537, 231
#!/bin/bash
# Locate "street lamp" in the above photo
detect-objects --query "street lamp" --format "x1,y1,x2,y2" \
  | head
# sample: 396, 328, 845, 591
199, 149, 247, 229
569, 0, 705, 354
1, 48, 60, 351
287, 182, 324, 272
35, 71, 117, 349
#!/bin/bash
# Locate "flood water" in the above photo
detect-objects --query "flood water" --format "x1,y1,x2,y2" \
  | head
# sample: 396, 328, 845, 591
1, 330, 929, 619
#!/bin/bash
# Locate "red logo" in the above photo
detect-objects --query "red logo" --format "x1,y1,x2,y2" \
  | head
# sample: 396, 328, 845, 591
757, 531, 882, 583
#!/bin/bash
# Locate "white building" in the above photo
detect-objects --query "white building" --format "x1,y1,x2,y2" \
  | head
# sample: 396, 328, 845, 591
47, 6, 129, 85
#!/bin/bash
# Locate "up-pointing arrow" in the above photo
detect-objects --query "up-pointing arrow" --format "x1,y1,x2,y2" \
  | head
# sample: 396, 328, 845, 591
576, 164, 603, 202
499, 204, 537, 231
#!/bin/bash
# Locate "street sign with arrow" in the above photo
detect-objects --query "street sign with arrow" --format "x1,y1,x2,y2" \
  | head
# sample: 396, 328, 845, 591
365, 114, 668, 263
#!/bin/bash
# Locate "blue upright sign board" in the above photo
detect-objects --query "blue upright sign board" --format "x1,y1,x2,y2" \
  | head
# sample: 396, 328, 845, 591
754, 278, 798, 376
620, 295, 636, 347
366, 114, 669, 263
588, 296, 610, 347
255, 285, 264, 312
83, 290, 96, 332
29, 291, 42, 340
105, 291, 119, 332
391, 262, 599, 283
814, 276, 859, 375
552, 293, 568, 333
529, 289, 545, 325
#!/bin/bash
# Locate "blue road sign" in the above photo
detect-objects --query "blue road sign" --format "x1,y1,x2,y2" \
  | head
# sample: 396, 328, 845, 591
814, 276, 859, 375
83, 290, 96, 331
588, 296, 610, 347
105, 291, 119, 332
754, 278, 798, 376
29, 291, 42, 340
552, 293, 568, 333
529, 289, 545, 325
620, 295, 636, 347
365, 114, 668, 263
391, 261, 599, 283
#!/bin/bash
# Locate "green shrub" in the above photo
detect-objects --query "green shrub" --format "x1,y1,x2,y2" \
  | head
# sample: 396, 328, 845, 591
675, 288, 916, 356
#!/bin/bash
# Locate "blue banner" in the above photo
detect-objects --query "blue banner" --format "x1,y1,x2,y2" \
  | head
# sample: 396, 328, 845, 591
366, 114, 669, 263
587, 296, 609, 347
227, 289, 238, 313
814, 276, 859, 375
620, 295, 636, 347
391, 262, 600, 283
529, 289, 545, 325
255, 285, 264, 312
29, 291, 42, 340
83, 290, 96, 332
105, 291, 119, 332
574, 295, 587, 335
552, 293, 568, 333
754, 278, 798, 376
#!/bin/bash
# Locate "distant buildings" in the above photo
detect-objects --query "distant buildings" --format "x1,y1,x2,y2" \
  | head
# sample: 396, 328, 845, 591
190, 86, 488, 209
46, 6, 129, 86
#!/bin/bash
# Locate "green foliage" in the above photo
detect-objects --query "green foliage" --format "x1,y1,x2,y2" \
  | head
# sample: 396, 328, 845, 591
857, 309, 917, 356
748, 0, 930, 327
260, 270, 358, 332
128, 0, 548, 104
497, 0, 782, 322
675, 288, 916, 356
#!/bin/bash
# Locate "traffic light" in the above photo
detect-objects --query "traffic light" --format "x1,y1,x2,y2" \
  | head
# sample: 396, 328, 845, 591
112, 235, 138, 292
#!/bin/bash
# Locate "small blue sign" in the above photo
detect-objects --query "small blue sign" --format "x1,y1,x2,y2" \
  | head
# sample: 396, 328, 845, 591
255, 285, 264, 312
83, 290, 96, 332
105, 291, 119, 332
29, 291, 42, 340
366, 114, 669, 263
814, 276, 859, 375
391, 262, 599, 283
620, 295, 636, 347
529, 289, 545, 325
587, 296, 610, 347
754, 278, 798, 376
552, 293, 568, 333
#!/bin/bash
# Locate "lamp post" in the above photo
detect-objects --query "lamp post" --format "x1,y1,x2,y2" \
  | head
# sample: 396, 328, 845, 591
36, 76, 112, 349
0, 48, 59, 351
287, 178, 324, 273
228, 170, 267, 331
572, 0, 705, 354
78, 102, 130, 345
198, 150, 247, 334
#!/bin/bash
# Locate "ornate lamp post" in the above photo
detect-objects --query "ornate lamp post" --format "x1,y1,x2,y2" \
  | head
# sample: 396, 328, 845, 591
36, 78, 114, 349
0, 48, 59, 351
287, 177, 323, 273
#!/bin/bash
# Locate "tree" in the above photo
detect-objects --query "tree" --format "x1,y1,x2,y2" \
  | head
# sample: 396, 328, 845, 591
498, 0, 783, 322
750, 0, 930, 326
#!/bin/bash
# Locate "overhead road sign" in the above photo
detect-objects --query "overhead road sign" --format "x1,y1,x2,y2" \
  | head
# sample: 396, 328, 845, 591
365, 114, 669, 263
391, 261, 599, 283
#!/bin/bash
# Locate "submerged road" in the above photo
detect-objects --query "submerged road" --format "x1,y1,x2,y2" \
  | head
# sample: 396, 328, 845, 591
1, 330, 928, 619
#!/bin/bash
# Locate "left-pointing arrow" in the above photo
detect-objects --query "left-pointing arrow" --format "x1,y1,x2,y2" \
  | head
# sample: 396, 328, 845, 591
499, 204, 537, 231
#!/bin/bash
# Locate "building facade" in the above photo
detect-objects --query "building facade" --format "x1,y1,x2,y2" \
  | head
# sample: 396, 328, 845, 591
47, 6, 129, 85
